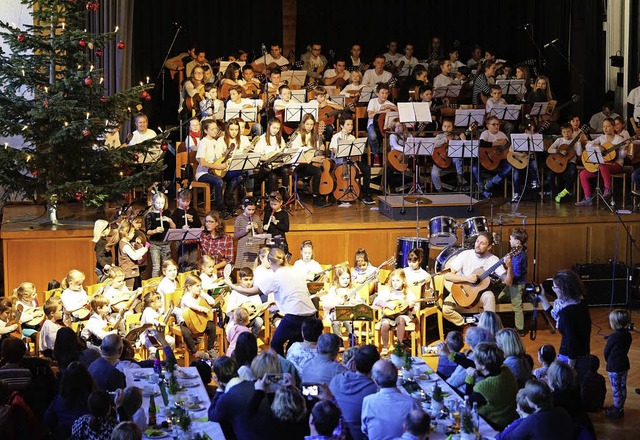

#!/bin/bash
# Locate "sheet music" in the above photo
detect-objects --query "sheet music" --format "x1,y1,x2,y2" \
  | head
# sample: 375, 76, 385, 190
397, 102, 432, 124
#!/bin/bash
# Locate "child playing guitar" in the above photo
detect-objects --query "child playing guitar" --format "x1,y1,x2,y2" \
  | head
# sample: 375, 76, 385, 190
373, 269, 416, 356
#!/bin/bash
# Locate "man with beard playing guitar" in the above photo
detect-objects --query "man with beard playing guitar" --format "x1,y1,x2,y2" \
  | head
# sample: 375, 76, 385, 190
442, 232, 514, 327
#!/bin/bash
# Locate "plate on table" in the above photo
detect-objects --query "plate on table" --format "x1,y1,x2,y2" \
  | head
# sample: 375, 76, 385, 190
132, 372, 148, 380
144, 428, 170, 439
185, 402, 207, 411
177, 370, 199, 379
411, 357, 426, 365
181, 381, 200, 388
142, 389, 160, 398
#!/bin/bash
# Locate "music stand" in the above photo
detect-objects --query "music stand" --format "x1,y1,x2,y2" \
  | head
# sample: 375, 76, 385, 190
280, 70, 307, 88
290, 89, 307, 103
225, 107, 258, 123
455, 109, 484, 207
335, 138, 367, 203
285, 102, 319, 123
405, 137, 435, 194
335, 304, 374, 346
398, 102, 432, 125
489, 104, 522, 121
163, 228, 203, 272
433, 85, 462, 99
530, 102, 550, 118
281, 148, 314, 214
331, 94, 347, 107
496, 79, 526, 96
509, 133, 544, 213
228, 153, 262, 172
358, 85, 377, 103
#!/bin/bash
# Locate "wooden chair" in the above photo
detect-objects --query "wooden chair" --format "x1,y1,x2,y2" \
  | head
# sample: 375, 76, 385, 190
44, 288, 62, 301
142, 276, 163, 287
86, 283, 105, 296
421, 275, 445, 345
177, 270, 198, 288
374, 308, 419, 357
176, 150, 211, 215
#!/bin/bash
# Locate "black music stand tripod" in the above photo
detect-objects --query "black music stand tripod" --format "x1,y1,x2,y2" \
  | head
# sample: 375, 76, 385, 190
335, 138, 367, 203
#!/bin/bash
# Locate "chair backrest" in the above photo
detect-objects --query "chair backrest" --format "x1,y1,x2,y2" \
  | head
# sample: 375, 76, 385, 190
44, 288, 62, 301
86, 283, 105, 296
125, 313, 142, 333
176, 151, 188, 180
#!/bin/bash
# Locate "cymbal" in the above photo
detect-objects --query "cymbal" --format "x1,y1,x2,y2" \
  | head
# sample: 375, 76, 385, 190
404, 196, 432, 205
473, 196, 508, 209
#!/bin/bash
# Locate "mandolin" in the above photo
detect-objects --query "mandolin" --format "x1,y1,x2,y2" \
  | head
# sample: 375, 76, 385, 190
449, 247, 522, 308
104, 291, 143, 333
382, 298, 436, 320
211, 142, 237, 178
310, 261, 350, 282
20, 307, 45, 327
546, 124, 589, 173
580, 135, 637, 173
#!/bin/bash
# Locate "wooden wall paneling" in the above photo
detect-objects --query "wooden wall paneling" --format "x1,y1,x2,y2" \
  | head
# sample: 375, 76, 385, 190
535, 224, 588, 281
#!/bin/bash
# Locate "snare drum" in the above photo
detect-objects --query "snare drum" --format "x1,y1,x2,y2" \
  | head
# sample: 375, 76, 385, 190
462, 216, 488, 246
396, 237, 429, 270
434, 245, 464, 273
428, 216, 458, 247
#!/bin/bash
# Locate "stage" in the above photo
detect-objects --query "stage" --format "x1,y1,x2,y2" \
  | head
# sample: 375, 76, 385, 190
2, 195, 640, 302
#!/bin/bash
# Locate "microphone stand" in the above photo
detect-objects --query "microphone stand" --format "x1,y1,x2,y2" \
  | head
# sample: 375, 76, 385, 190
522, 24, 546, 73
157, 23, 182, 103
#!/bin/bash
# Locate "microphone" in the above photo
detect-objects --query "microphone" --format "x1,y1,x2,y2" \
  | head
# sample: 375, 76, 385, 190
261, 43, 267, 54
543, 38, 559, 49
172, 22, 182, 28
516, 23, 530, 30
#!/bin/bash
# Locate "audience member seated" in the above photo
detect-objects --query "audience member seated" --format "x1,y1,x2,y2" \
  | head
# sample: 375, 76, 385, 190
464, 342, 518, 431
44, 361, 95, 440
361, 359, 420, 440
251, 376, 309, 439
233, 332, 259, 381
0, 337, 32, 392
495, 388, 535, 439
546, 360, 596, 439
445, 326, 493, 391
301, 333, 346, 385
330, 344, 380, 440
581, 354, 606, 413
495, 328, 533, 388
54, 327, 100, 373
110, 421, 142, 440
398, 409, 430, 440
286, 317, 323, 377
87, 334, 126, 392
71, 390, 119, 440
114, 386, 146, 433
308, 399, 342, 440
497, 379, 573, 440
437, 331, 463, 379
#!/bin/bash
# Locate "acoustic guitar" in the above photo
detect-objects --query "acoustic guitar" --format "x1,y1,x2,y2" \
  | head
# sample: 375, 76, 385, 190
104, 291, 143, 333
432, 122, 478, 169
580, 135, 637, 173
318, 155, 335, 196
310, 261, 350, 282
546, 124, 590, 173
20, 307, 45, 327
184, 88, 205, 112
506, 121, 551, 170
479, 138, 512, 171
382, 298, 436, 320
449, 247, 522, 308
332, 162, 361, 202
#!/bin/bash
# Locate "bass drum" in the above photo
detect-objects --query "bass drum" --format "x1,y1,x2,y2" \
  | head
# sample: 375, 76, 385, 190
428, 216, 458, 247
396, 237, 429, 271
434, 245, 464, 273
462, 216, 488, 247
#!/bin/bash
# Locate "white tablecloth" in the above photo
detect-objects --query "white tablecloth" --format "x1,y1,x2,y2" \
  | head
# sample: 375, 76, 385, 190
125, 367, 225, 439
404, 358, 498, 440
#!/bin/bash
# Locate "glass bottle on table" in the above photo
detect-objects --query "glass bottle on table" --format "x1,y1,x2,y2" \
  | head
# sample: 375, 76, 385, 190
148, 393, 157, 427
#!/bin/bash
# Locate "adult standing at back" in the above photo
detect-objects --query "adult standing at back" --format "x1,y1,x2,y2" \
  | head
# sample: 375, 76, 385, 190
537, 269, 591, 383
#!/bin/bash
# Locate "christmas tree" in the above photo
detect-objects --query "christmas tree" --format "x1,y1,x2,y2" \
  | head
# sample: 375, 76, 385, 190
0, 0, 168, 210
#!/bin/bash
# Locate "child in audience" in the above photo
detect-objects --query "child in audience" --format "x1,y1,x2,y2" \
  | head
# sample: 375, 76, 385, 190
140, 291, 176, 350
39, 298, 63, 358
603, 309, 632, 418
226, 307, 251, 357
437, 331, 463, 378
581, 354, 606, 413
533, 344, 556, 381
71, 390, 119, 439
60, 269, 89, 322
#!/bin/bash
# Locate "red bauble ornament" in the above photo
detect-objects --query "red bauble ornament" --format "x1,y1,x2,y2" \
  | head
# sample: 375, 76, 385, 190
132, 153, 139, 161
31, 170, 39, 176
140, 90, 151, 101
74, 191, 84, 201
96, 49, 104, 57
79, 38, 86, 47
117, 41, 125, 50
84, 76, 93, 86
161, 143, 169, 152
100, 95, 108, 103
86, 1, 99, 11
17, 34, 25, 43
82, 128, 90, 137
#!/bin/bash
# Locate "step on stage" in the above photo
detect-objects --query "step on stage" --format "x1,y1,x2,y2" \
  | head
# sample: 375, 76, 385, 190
378, 194, 479, 220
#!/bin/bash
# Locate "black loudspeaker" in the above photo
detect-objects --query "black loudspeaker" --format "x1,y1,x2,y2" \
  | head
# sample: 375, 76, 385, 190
571, 263, 629, 306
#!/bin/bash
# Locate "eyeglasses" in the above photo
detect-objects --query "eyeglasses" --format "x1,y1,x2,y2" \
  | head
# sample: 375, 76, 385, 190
204, 220, 215, 224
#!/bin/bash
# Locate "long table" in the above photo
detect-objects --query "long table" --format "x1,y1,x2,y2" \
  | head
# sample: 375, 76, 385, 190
404, 357, 498, 440
125, 367, 225, 439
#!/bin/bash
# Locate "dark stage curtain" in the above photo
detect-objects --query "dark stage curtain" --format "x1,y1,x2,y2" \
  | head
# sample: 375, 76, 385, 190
131, 0, 283, 130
